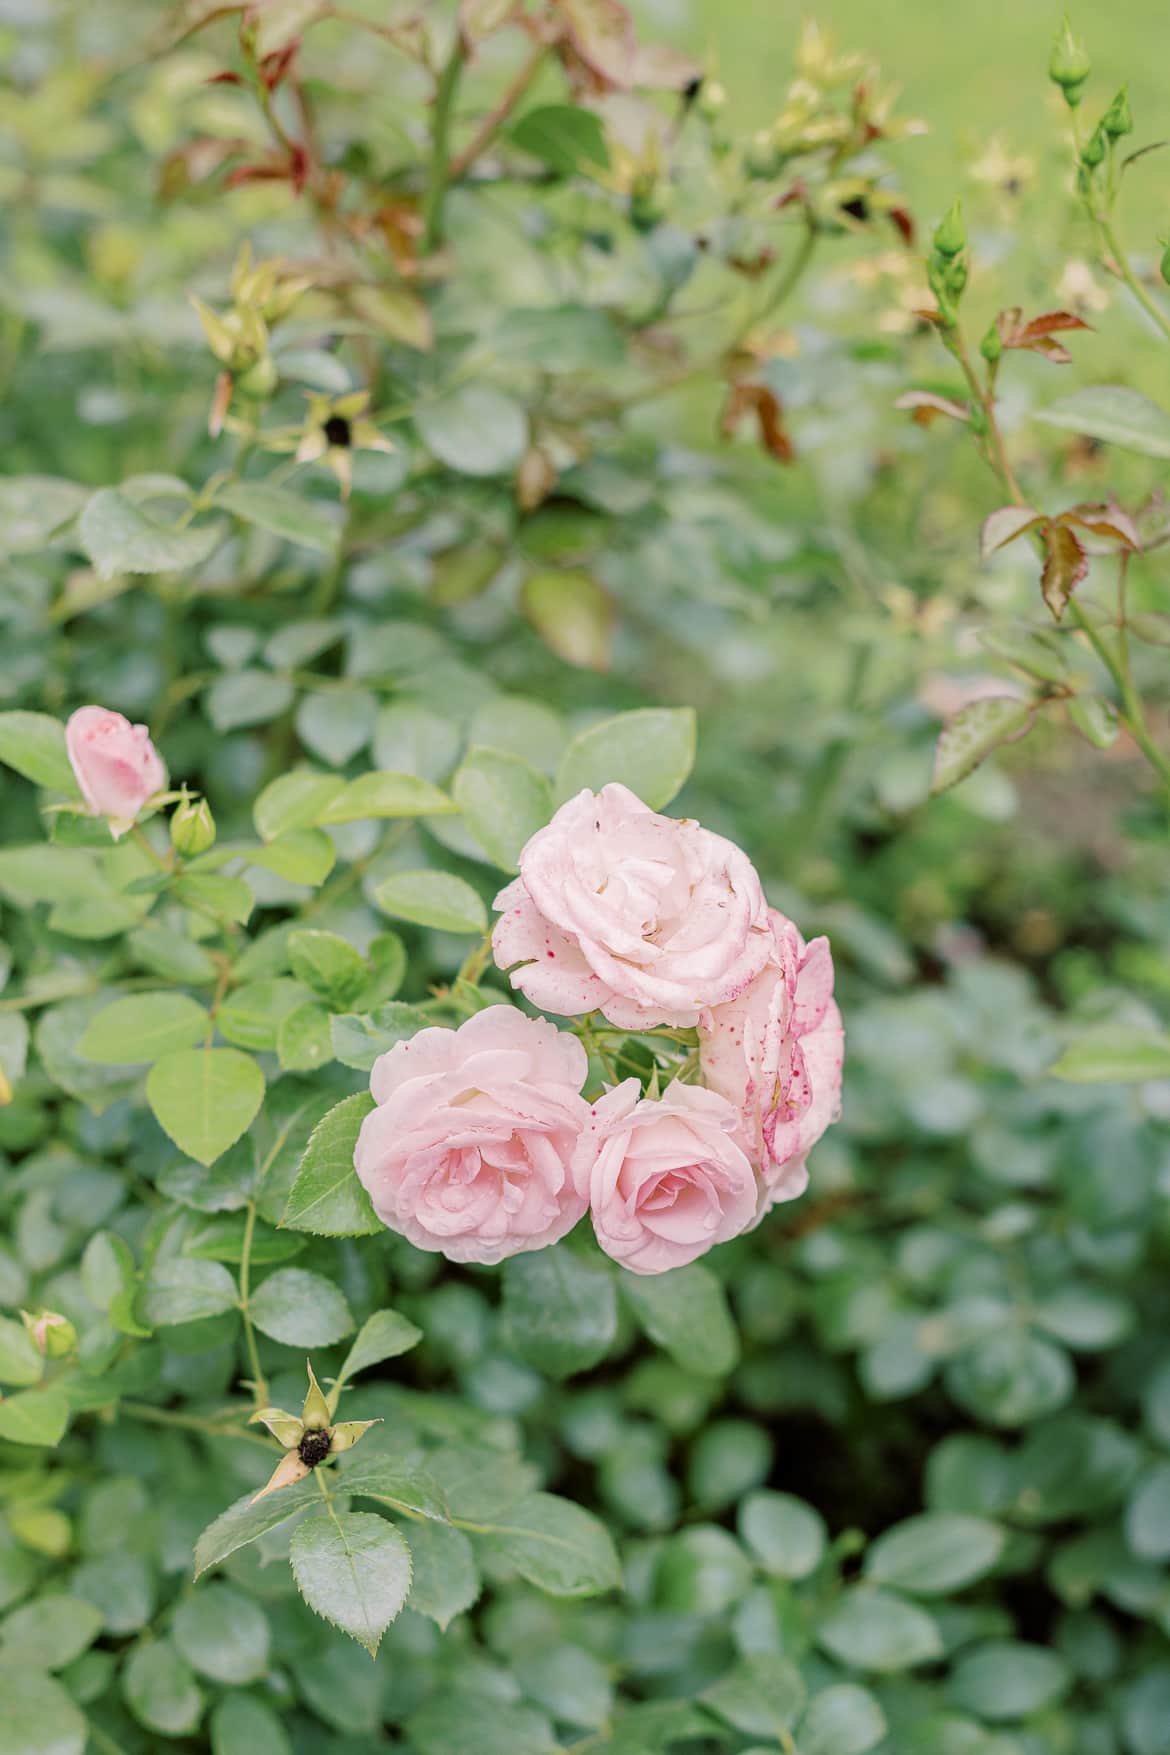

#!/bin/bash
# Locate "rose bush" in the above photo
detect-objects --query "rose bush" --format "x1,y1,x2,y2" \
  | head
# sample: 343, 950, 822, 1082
3, 4, 1170, 1754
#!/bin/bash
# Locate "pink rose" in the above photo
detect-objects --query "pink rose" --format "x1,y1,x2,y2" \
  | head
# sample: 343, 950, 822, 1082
573, 1080, 758, 1274
353, 1006, 590, 1265
492, 783, 772, 1029
699, 910, 843, 1209
65, 706, 166, 839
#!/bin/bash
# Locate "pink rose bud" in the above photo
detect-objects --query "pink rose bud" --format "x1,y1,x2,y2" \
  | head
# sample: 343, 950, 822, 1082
353, 1006, 590, 1265
65, 705, 166, 839
699, 909, 843, 1210
573, 1080, 758, 1275
492, 782, 773, 1029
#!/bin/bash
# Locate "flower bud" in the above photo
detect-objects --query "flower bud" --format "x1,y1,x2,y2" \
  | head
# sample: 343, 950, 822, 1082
1048, 20, 1091, 107
171, 795, 215, 857
932, 200, 966, 260
236, 353, 278, 400
22, 1309, 77, 1358
697, 78, 726, 121
1102, 87, 1132, 139
744, 130, 781, 180
1080, 126, 1106, 170
980, 322, 1003, 365
943, 256, 968, 297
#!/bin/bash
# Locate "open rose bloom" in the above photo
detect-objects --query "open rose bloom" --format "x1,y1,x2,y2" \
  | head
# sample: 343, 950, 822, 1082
573, 1081, 758, 1274
699, 909, 844, 1211
492, 782, 773, 1029
353, 1007, 590, 1265
65, 705, 166, 838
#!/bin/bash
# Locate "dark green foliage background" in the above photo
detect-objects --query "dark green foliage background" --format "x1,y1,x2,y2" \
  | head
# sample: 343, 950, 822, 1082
3, 4, 1170, 1754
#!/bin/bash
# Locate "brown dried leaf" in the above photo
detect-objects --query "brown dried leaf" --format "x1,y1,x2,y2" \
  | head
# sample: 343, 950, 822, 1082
1041, 522, 1089, 619
980, 505, 1045, 557
720, 382, 795, 464
895, 390, 970, 427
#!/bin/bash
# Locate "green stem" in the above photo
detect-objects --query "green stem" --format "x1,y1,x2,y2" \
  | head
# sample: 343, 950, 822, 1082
238, 1200, 269, 1407
733, 219, 819, 346
120, 1400, 272, 1447
1096, 213, 1170, 343
423, 42, 466, 250
1070, 600, 1170, 794
130, 823, 172, 874
448, 41, 549, 182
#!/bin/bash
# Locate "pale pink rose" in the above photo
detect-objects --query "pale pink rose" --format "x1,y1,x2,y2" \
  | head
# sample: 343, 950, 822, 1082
65, 705, 166, 838
353, 1006, 590, 1265
699, 909, 843, 1210
492, 783, 772, 1030
573, 1079, 758, 1274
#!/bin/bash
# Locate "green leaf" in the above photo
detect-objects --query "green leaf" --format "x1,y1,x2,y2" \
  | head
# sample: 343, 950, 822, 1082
340, 1454, 452, 1525
516, 1644, 613, 1731
415, 386, 528, 478
249, 1266, 354, 1346
403, 1520, 480, 1629
489, 305, 624, 371
194, 1475, 322, 1576
931, 696, 1035, 794
0, 474, 88, 556
0, 711, 78, 793
290, 1508, 412, 1653
277, 1001, 333, 1071
254, 768, 344, 840
146, 1047, 265, 1166
0, 1592, 102, 1669
0, 1316, 43, 1387
799, 1685, 887, 1755
475, 1491, 621, 1596
1036, 384, 1170, 458
282, 1090, 380, 1236
330, 1001, 431, 1072
373, 701, 462, 782
288, 929, 367, 1006
0, 1387, 70, 1447
1068, 693, 1119, 750
373, 870, 487, 935
1, 1671, 86, 1755
318, 770, 455, 823
295, 688, 377, 767
454, 747, 552, 871
510, 103, 610, 175
217, 480, 341, 551
656, 1524, 752, 1613
174, 871, 255, 925
247, 828, 336, 887
701, 1655, 807, 1738
622, 1262, 739, 1376
1125, 1460, 1170, 1561
946, 1330, 1074, 1427
864, 1513, 1005, 1595
501, 1246, 617, 1378
79, 486, 222, 578
140, 1258, 238, 1326
172, 1580, 271, 1683
122, 1635, 205, 1736
949, 1640, 1072, 1721
555, 707, 697, 810
210, 1695, 292, 1755
205, 668, 295, 733
336, 1308, 423, 1387
77, 991, 209, 1064
817, 1586, 943, 1672
521, 569, 614, 671
1049, 1025, 1170, 1083
738, 1490, 827, 1580
217, 978, 307, 1052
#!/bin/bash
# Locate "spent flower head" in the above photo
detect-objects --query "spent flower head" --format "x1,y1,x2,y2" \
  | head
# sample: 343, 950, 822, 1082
249, 1360, 381, 1501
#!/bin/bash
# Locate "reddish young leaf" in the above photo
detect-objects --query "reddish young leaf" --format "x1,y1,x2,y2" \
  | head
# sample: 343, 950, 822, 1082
1062, 501, 1141, 550
981, 505, 1045, 557
1041, 523, 1089, 619
995, 307, 1092, 366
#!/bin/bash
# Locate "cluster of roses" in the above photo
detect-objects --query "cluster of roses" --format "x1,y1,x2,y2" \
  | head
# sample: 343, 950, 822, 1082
58, 706, 843, 1277
354, 784, 843, 1275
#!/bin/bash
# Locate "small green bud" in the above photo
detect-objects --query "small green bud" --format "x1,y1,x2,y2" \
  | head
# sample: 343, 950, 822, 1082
943, 256, 968, 297
170, 795, 215, 857
22, 1309, 77, 1358
629, 182, 668, 232
980, 321, 1003, 365
1161, 240, 1170, 286
1048, 20, 1091, 106
697, 78, 726, 121
1080, 126, 1106, 170
932, 200, 966, 259
744, 129, 781, 180
236, 352, 278, 400
1102, 86, 1132, 139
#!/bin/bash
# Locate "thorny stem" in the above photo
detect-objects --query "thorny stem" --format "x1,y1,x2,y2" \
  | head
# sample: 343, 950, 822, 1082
238, 1200, 270, 1407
